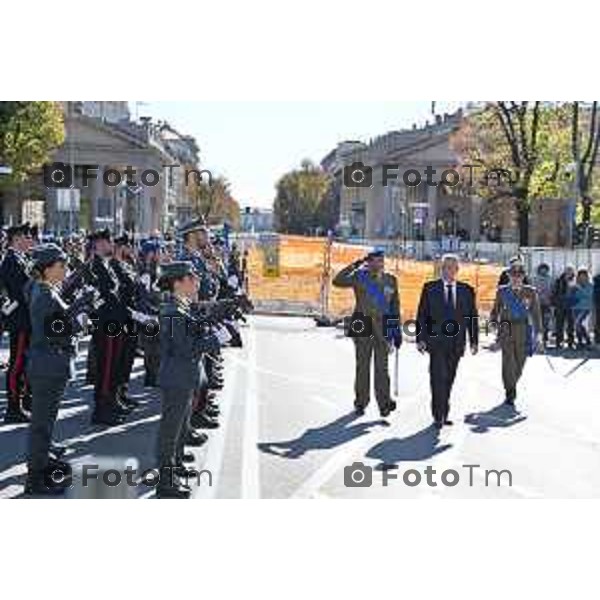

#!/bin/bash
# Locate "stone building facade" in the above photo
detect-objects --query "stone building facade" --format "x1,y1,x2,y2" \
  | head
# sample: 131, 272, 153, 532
321, 109, 571, 246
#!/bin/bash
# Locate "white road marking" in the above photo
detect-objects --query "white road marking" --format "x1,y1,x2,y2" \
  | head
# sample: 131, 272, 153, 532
194, 352, 240, 500
241, 322, 260, 498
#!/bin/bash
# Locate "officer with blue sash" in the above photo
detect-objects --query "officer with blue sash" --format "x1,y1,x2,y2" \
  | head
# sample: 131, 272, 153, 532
333, 249, 401, 417
491, 261, 542, 407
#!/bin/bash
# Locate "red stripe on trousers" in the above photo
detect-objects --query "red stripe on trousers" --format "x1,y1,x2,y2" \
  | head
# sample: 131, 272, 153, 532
9, 332, 28, 395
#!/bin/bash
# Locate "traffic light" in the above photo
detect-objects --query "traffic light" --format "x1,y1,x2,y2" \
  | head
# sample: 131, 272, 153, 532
591, 226, 600, 247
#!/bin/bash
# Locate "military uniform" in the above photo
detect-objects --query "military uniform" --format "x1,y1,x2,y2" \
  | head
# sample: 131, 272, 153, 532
88, 230, 131, 426
0, 225, 33, 422
177, 221, 221, 429
25, 245, 78, 495
491, 282, 542, 404
157, 261, 221, 499
333, 252, 400, 415
138, 242, 161, 387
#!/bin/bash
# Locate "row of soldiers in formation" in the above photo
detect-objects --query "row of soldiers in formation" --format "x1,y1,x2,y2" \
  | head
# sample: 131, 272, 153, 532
0, 220, 251, 497
333, 250, 542, 428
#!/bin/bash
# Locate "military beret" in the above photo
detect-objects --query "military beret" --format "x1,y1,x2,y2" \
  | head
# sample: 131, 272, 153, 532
140, 239, 160, 255
114, 232, 132, 247
6, 222, 32, 241
31, 243, 68, 269
178, 218, 207, 236
87, 228, 112, 243
158, 261, 196, 283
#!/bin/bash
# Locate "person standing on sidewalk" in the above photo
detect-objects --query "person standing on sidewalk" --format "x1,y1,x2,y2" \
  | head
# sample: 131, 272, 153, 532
572, 267, 593, 348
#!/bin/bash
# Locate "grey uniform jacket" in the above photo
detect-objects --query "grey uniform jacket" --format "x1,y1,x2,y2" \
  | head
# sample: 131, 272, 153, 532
158, 296, 221, 390
26, 281, 78, 380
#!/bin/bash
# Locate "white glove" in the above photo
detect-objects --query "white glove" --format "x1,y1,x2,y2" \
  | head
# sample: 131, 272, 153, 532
131, 310, 155, 324
227, 274, 239, 288
76, 313, 88, 327
214, 326, 232, 345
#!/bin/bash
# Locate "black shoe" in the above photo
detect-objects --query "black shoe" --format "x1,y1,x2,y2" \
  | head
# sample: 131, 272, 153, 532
355, 406, 365, 416
504, 398, 515, 407
380, 400, 397, 418
49, 443, 67, 460
121, 395, 141, 409
205, 404, 220, 417
443, 419, 454, 426
22, 395, 32, 412
156, 485, 191, 499
91, 409, 126, 426
115, 399, 134, 414
184, 430, 209, 447
3, 406, 30, 424
181, 452, 195, 463
190, 412, 219, 429
433, 421, 443, 430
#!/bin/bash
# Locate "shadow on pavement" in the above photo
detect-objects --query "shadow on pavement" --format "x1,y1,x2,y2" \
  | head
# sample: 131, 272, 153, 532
464, 403, 527, 434
366, 424, 451, 471
258, 411, 387, 459
0, 360, 161, 499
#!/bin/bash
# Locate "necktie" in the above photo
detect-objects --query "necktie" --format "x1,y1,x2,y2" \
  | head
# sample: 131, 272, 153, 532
446, 284, 454, 312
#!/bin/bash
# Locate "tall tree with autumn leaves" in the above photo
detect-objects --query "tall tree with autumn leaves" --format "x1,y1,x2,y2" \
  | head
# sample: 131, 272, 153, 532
273, 160, 334, 235
189, 174, 241, 229
451, 102, 576, 246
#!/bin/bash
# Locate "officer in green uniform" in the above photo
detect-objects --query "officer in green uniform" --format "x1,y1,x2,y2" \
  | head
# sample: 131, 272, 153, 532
491, 261, 542, 407
333, 249, 401, 417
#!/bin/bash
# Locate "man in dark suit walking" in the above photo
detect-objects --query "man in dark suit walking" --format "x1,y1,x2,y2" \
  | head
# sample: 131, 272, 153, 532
416, 254, 478, 429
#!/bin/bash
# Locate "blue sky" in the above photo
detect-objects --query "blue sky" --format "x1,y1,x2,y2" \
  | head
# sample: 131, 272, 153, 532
131, 101, 463, 208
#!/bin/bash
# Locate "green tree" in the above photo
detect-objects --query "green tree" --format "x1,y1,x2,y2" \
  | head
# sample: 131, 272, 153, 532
273, 160, 333, 234
190, 175, 240, 229
0, 101, 65, 183
451, 102, 571, 246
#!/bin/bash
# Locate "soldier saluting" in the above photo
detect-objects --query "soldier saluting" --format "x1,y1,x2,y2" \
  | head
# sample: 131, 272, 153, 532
491, 260, 542, 407
333, 249, 401, 418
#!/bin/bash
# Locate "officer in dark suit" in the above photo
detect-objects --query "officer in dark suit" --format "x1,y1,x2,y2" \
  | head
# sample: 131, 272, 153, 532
24, 244, 90, 495
156, 261, 224, 499
417, 254, 479, 429
0, 223, 34, 423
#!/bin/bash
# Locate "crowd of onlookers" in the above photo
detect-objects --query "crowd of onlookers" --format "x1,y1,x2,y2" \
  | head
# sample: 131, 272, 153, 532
529, 262, 598, 350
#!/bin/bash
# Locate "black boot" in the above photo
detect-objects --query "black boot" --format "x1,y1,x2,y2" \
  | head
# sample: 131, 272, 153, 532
4, 405, 30, 424
191, 411, 219, 429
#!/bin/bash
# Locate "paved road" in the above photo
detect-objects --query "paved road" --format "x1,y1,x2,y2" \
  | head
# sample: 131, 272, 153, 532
1, 315, 600, 498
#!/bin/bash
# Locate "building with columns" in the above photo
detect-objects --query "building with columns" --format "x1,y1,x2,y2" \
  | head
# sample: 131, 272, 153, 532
1, 102, 202, 235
